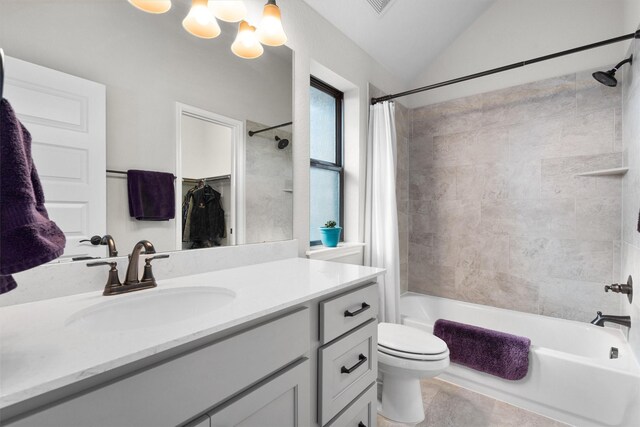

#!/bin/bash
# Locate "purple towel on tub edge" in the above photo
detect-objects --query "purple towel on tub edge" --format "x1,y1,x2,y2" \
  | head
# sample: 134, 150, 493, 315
433, 319, 531, 381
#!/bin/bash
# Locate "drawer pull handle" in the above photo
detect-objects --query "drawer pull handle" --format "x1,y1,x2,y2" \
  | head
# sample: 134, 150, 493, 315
358, 423, 367, 427
344, 302, 370, 317
341, 354, 367, 374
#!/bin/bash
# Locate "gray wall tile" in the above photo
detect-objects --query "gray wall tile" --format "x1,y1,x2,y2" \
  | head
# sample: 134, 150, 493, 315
541, 153, 621, 199
481, 198, 575, 238
406, 67, 623, 323
576, 197, 622, 241
456, 163, 509, 200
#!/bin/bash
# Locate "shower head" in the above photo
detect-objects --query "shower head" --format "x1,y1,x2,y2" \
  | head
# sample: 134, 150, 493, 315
592, 55, 633, 87
592, 70, 618, 87
275, 136, 289, 149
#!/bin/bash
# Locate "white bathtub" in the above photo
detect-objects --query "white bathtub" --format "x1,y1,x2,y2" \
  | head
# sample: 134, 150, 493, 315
401, 292, 640, 427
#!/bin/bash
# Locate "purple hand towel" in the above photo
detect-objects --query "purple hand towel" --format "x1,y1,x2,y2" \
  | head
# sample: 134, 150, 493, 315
0, 99, 66, 294
434, 319, 531, 381
127, 169, 175, 221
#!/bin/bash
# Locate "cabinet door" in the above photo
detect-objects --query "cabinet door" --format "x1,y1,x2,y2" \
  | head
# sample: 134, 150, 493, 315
209, 359, 310, 427
185, 415, 211, 427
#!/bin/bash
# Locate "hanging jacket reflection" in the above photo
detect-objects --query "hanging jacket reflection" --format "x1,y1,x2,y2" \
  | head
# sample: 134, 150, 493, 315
189, 185, 225, 243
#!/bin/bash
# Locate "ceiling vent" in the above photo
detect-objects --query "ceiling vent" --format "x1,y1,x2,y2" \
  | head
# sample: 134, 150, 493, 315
365, 0, 396, 15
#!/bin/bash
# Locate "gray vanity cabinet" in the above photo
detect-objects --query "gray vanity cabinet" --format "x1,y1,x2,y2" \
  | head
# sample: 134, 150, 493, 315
188, 416, 211, 427
318, 283, 379, 426
5, 308, 310, 427
3, 279, 380, 427
208, 359, 310, 427
326, 383, 377, 427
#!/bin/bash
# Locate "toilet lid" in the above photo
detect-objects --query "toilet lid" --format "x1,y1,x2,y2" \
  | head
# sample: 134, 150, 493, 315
378, 323, 448, 355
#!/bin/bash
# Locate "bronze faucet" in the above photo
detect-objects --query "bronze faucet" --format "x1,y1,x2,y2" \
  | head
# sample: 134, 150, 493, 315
124, 240, 156, 285
88, 240, 169, 296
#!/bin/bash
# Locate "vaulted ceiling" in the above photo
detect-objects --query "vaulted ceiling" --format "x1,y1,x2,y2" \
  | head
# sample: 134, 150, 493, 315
301, 0, 496, 82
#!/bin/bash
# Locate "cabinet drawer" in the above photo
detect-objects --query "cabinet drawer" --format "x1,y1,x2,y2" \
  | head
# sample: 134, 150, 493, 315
7, 308, 310, 427
320, 283, 378, 344
318, 319, 377, 425
326, 382, 376, 427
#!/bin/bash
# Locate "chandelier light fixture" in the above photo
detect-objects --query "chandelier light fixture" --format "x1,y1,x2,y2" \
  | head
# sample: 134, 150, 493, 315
127, 0, 172, 14
127, 0, 288, 59
210, 1, 247, 22
256, 0, 287, 46
183, 0, 221, 39
231, 20, 264, 59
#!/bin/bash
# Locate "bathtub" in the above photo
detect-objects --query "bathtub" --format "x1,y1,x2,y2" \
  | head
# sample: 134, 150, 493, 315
401, 292, 640, 427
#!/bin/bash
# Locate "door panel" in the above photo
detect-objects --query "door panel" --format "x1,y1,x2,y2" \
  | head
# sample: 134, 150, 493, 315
4, 56, 106, 259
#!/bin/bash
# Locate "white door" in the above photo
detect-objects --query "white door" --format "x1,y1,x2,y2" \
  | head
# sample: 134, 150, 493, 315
4, 56, 106, 259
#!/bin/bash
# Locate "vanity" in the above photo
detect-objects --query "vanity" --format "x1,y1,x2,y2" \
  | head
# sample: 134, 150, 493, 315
0, 258, 383, 427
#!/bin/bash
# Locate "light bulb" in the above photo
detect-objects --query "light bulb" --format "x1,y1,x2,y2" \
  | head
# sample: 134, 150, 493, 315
209, 1, 247, 23
231, 21, 264, 59
256, 0, 287, 47
128, 0, 172, 14
183, 0, 221, 39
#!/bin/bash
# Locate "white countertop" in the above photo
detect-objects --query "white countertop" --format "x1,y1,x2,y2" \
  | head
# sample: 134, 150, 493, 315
0, 258, 384, 410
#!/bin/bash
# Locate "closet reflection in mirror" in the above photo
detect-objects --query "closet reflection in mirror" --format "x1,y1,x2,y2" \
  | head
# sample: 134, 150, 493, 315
0, 0, 293, 256
179, 108, 235, 249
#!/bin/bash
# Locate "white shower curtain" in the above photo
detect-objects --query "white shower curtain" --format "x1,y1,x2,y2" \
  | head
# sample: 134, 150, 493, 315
364, 101, 401, 324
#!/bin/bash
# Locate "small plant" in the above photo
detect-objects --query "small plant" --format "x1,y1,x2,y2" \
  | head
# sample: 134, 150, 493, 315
319, 220, 341, 247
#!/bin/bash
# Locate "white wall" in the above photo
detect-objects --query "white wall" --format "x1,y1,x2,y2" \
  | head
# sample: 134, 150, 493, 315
625, 0, 640, 33
408, 0, 631, 107
275, 0, 406, 255
181, 115, 232, 179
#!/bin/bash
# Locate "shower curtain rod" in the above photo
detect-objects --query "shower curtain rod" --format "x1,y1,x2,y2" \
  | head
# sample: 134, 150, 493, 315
248, 121, 292, 136
371, 30, 640, 105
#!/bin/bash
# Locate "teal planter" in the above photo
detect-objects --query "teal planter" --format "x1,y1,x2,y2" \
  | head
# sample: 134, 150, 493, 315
319, 227, 342, 247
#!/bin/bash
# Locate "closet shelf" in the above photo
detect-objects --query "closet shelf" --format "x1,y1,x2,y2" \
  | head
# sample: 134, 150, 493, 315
574, 167, 629, 177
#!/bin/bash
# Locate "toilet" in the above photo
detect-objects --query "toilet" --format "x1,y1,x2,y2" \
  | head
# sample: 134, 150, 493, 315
377, 323, 450, 424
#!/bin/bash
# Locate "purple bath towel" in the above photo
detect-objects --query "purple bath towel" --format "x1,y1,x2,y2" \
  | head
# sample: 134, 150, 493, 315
127, 170, 175, 221
0, 99, 66, 294
434, 319, 531, 381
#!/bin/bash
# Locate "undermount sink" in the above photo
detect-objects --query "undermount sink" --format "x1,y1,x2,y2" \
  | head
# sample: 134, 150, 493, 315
66, 287, 236, 331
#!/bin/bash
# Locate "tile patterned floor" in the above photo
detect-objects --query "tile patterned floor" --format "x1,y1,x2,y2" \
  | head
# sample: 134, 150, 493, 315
377, 378, 568, 427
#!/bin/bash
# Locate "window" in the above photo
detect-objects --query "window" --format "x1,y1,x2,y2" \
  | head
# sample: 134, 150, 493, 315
309, 76, 344, 245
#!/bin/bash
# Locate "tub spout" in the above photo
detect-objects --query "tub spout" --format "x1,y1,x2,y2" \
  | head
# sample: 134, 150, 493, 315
590, 311, 631, 328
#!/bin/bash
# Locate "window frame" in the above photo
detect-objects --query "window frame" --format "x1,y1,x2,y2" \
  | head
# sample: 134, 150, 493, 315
309, 76, 344, 246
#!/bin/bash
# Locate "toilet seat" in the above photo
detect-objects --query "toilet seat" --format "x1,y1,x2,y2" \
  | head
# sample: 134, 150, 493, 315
378, 323, 448, 361
378, 344, 449, 361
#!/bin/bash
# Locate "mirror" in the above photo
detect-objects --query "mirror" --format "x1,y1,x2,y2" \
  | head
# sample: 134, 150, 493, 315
0, 0, 293, 257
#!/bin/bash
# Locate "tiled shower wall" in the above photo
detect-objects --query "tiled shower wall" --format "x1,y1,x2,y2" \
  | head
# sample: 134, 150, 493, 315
245, 121, 293, 244
407, 70, 623, 322
396, 102, 410, 294
621, 37, 640, 361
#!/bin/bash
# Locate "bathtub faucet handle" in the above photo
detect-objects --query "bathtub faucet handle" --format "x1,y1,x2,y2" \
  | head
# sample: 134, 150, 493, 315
603, 275, 633, 303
